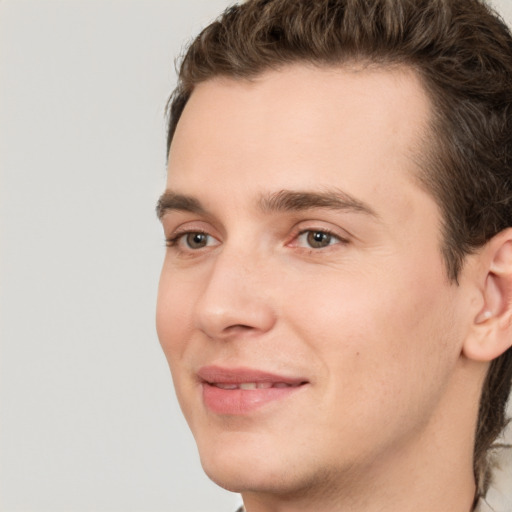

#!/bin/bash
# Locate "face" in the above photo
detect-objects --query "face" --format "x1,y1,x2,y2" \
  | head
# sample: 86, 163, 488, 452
157, 65, 473, 499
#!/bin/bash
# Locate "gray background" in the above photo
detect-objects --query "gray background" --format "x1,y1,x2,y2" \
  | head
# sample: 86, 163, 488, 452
1, 1, 511, 511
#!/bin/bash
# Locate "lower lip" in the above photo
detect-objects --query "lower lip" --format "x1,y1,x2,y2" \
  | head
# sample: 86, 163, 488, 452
202, 383, 304, 415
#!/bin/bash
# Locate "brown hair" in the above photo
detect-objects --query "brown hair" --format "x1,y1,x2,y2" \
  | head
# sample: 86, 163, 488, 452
166, 0, 512, 500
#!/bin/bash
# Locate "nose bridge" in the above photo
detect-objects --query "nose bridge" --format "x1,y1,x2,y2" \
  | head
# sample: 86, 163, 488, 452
194, 242, 276, 338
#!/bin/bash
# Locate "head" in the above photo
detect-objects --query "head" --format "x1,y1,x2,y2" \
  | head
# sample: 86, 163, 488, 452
159, 0, 512, 504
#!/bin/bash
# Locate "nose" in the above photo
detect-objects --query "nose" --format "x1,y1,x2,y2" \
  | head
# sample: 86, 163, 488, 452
194, 249, 277, 340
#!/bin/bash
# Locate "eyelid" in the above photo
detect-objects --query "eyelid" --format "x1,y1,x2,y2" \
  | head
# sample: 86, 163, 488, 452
289, 220, 350, 239
163, 216, 218, 237
287, 223, 351, 250
164, 221, 222, 252
166, 229, 213, 245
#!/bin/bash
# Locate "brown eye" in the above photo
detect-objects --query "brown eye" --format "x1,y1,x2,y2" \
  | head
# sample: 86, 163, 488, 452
305, 230, 334, 249
185, 232, 209, 249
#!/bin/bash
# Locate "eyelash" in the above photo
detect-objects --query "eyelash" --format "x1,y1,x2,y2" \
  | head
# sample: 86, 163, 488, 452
165, 227, 348, 254
293, 227, 348, 249
165, 229, 211, 248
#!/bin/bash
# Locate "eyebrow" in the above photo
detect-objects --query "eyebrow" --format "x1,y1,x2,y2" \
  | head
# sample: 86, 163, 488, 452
258, 189, 378, 217
156, 191, 206, 219
156, 189, 378, 220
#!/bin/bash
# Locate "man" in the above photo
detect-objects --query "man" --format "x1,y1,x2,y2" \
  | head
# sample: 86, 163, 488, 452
156, 0, 512, 510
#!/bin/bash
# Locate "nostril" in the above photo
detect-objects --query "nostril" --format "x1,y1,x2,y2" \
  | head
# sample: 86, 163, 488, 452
224, 324, 256, 333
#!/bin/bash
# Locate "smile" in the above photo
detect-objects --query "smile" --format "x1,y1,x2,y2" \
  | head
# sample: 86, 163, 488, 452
198, 366, 308, 415
212, 382, 299, 390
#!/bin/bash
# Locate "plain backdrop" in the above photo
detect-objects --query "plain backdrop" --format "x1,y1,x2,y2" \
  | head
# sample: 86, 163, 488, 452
1, 1, 512, 511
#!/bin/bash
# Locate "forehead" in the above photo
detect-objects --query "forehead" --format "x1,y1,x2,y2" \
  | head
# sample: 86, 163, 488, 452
167, 64, 434, 227
169, 64, 431, 179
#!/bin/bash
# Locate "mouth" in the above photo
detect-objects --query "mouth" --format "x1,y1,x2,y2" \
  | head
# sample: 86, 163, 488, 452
211, 381, 304, 390
197, 366, 309, 415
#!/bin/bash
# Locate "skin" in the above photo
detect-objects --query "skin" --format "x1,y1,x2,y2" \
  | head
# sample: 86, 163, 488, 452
156, 65, 492, 512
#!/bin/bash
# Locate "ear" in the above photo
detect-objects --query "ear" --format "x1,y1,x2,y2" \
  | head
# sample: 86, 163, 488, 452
463, 228, 512, 362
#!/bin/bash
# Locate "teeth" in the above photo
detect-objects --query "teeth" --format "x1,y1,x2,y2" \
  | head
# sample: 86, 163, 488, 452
239, 383, 257, 390
256, 382, 273, 389
213, 382, 293, 390
241, 382, 274, 390
215, 383, 238, 390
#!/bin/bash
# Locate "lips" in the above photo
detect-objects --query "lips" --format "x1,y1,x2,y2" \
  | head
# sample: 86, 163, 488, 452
198, 366, 308, 414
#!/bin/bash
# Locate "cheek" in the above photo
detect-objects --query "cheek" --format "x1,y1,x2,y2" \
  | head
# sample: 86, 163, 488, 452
156, 269, 195, 365
156, 270, 203, 425
286, 257, 461, 410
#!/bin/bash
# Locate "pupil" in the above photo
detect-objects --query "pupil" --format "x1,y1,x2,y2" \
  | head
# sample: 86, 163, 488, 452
308, 231, 331, 248
188, 233, 207, 248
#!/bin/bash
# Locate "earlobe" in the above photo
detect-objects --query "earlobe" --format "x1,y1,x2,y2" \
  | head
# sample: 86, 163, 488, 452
462, 231, 512, 362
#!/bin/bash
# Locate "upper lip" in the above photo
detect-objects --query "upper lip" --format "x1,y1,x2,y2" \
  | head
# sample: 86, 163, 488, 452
197, 365, 308, 386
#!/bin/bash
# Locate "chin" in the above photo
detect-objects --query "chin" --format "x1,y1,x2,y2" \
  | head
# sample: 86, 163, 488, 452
196, 432, 339, 500
197, 436, 295, 494
200, 448, 338, 502
201, 460, 294, 495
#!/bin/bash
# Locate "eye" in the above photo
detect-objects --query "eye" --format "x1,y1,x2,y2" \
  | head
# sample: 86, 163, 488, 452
296, 229, 343, 249
167, 231, 219, 250
184, 232, 211, 249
